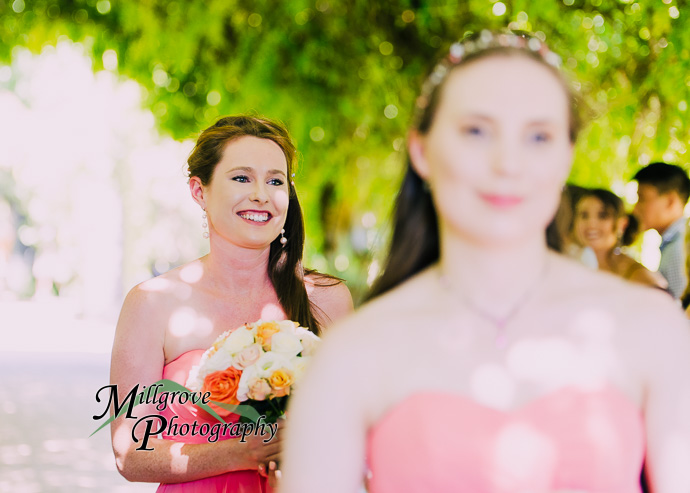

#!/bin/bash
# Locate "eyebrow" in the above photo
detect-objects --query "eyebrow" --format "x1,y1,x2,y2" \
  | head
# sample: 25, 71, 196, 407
227, 166, 287, 178
460, 114, 559, 126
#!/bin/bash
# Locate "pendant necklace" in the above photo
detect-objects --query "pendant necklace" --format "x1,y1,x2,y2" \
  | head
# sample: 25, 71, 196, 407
437, 259, 550, 348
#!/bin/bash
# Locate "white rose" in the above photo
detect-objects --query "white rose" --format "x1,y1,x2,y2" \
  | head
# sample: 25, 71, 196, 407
236, 365, 258, 402
253, 352, 294, 379
186, 364, 202, 391
291, 356, 311, 384
277, 319, 300, 334
295, 327, 320, 356
271, 331, 303, 359
223, 325, 256, 355
199, 348, 234, 376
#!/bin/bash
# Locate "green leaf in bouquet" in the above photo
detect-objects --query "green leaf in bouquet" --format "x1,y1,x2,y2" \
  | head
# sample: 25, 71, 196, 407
210, 401, 264, 423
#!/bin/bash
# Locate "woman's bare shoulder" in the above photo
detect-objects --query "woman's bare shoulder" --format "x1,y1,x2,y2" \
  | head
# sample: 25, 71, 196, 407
305, 273, 354, 326
553, 253, 683, 331
322, 268, 437, 341
121, 260, 205, 319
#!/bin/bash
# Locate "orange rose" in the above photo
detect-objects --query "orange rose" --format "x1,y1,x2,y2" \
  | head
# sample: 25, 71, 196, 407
202, 367, 242, 418
256, 321, 280, 351
268, 369, 294, 398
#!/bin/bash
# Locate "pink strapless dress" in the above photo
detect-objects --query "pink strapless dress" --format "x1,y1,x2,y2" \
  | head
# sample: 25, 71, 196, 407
367, 386, 645, 493
156, 350, 269, 493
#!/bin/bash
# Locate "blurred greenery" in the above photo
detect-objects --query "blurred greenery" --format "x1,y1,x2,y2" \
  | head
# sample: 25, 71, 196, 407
2, 0, 689, 303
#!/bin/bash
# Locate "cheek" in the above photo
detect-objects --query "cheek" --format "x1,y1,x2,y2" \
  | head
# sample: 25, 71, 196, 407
273, 189, 289, 212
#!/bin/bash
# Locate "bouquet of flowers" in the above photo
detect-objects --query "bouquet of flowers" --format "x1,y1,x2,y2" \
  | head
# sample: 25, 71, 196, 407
186, 319, 319, 423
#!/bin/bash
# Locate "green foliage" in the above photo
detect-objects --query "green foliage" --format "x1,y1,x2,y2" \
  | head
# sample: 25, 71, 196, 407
4, 0, 690, 299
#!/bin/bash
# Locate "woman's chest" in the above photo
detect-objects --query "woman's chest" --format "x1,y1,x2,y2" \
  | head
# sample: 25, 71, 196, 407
162, 293, 287, 364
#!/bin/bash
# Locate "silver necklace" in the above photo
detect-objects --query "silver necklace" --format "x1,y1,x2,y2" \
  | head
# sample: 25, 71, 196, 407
437, 260, 549, 348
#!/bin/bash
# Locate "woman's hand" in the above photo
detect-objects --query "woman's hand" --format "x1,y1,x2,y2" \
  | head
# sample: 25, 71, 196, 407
235, 422, 284, 470
258, 461, 282, 488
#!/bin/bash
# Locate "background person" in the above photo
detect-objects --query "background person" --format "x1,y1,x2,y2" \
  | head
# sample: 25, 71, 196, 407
633, 162, 690, 300
573, 188, 667, 290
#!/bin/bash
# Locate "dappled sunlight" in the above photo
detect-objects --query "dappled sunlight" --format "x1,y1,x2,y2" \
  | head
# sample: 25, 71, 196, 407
169, 442, 191, 475
503, 307, 622, 391
492, 422, 556, 490
505, 338, 583, 387
570, 308, 616, 341
583, 409, 624, 457
112, 424, 132, 455
169, 307, 202, 338
140, 276, 175, 292
261, 302, 287, 321
180, 262, 204, 284
469, 363, 516, 411
274, 189, 290, 210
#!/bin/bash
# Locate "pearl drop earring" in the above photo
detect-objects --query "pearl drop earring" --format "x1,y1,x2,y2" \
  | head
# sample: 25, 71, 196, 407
280, 228, 287, 245
202, 211, 209, 239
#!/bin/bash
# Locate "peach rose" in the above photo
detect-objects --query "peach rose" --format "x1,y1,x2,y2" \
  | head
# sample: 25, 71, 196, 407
247, 378, 272, 401
268, 369, 294, 398
233, 344, 262, 369
256, 321, 280, 351
202, 367, 242, 417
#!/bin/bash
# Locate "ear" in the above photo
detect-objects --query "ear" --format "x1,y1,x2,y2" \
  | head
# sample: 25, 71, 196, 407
616, 215, 629, 236
407, 130, 431, 181
667, 191, 683, 210
189, 176, 206, 210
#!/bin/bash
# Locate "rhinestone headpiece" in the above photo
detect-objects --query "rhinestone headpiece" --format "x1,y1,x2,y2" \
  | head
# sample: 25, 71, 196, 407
414, 30, 563, 127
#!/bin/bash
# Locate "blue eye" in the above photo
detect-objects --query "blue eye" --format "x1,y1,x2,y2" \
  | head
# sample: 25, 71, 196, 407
268, 178, 284, 186
531, 132, 550, 143
464, 126, 485, 136
232, 175, 249, 183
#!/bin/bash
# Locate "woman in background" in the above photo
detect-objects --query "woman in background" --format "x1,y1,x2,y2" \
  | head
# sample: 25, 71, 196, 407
282, 31, 690, 493
110, 115, 352, 492
573, 187, 667, 291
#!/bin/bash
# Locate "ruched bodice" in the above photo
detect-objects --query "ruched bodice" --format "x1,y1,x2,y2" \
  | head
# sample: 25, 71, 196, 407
367, 385, 644, 493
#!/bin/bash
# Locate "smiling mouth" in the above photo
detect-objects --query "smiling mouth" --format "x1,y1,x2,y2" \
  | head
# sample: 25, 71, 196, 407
237, 211, 272, 223
479, 193, 523, 207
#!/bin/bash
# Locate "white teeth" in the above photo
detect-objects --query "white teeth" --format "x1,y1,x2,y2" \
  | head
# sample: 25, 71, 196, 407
239, 212, 269, 222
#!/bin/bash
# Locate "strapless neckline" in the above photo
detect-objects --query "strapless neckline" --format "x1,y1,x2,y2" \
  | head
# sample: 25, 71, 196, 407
375, 383, 641, 421
367, 384, 645, 493
165, 348, 206, 368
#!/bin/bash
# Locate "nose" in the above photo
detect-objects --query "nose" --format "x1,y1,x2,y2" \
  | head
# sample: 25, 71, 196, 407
249, 181, 269, 204
491, 137, 521, 176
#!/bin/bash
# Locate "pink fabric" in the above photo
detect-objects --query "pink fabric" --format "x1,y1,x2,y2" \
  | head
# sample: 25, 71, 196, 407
156, 350, 269, 493
367, 386, 645, 493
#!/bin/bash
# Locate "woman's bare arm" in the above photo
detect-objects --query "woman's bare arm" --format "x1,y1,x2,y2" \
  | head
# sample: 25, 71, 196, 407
639, 296, 690, 492
109, 284, 281, 483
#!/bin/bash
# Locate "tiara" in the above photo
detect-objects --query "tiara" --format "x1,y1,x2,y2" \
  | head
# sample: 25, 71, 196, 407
414, 30, 563, 124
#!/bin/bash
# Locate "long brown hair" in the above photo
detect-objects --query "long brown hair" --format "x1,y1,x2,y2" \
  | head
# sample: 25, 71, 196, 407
367, 31, 581, 301
188, 115, 336, 334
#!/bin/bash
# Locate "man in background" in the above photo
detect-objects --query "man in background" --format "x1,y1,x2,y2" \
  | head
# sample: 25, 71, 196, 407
633, 162, 690, 301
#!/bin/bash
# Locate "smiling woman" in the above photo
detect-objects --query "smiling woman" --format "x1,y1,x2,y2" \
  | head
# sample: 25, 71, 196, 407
109, 115, 353, 492
573, 188, 668, 291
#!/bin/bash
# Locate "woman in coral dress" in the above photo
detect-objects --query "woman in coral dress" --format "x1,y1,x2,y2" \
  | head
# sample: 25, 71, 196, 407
282, 31, 690, 493
110, 115, 353, 492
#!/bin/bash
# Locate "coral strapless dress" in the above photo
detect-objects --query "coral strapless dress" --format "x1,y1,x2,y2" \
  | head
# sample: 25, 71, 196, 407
367, 386, 645, 493
156, 350, 269, 493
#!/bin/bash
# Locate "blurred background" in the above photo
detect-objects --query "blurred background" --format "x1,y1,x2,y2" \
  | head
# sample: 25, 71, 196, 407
1, 0, 688, 490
